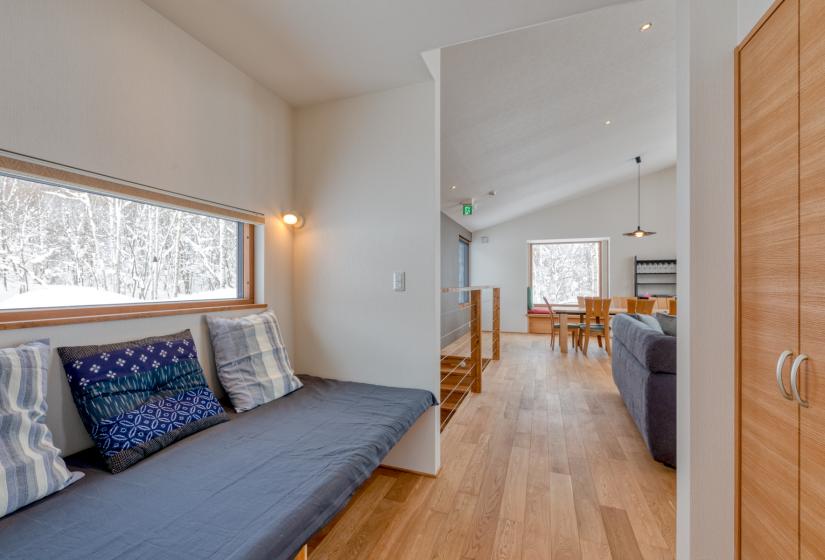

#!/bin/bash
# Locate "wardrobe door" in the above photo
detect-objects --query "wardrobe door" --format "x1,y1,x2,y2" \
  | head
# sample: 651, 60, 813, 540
738, 0, 800, 558
800, 0, 825, 557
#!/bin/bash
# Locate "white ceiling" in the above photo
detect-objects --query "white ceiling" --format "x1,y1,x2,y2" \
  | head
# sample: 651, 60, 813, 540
441, 0, 676, 230
141, 0, 629, 107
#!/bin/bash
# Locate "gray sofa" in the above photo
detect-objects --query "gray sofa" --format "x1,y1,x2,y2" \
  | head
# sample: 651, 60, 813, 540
611, 313, 676, 467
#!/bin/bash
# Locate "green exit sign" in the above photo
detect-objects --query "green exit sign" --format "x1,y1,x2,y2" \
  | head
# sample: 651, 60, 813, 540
462, 203, 473, 216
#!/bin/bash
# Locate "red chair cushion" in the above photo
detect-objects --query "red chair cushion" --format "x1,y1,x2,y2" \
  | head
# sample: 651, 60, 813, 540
528, 307, 551, 315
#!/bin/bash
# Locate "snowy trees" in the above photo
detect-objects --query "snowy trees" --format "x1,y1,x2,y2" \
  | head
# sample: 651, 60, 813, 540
0, 175, 239, 309
531, 242, 600, 305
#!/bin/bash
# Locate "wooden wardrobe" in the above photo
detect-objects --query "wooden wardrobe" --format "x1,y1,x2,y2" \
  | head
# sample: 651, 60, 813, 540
736, 0, 825, 558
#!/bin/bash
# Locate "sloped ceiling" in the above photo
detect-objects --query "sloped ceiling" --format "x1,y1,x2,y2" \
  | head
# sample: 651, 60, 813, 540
441, 0, 676, 230
142, 0, 629, 107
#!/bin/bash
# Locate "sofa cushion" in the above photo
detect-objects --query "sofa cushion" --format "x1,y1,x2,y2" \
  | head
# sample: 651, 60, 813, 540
655, 312, 677, 337
634, 313, 664, 333
57, 330, 228, 473
611, 314, 676, 374
1, 340, 83, 517
206, 310, 303, 412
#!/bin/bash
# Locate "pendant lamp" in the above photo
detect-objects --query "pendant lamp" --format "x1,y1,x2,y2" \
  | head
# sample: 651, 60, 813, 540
623, 156, 656, 238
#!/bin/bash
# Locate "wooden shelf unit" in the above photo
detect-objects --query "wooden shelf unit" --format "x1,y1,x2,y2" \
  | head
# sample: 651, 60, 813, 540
634, 257, 677, 298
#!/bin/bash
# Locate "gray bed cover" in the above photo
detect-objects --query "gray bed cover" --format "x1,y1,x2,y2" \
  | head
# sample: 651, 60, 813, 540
0, 375, 436, 560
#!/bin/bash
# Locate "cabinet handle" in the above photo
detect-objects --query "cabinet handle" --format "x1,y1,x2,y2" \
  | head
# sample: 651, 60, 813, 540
776, 350, 794, 400
791, 354, 809, 408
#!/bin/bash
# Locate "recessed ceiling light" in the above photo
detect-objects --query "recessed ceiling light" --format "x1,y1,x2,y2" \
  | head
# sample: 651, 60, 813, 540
605, 120, 612, 126
450, 185, 457, 190
640, 22, 653, 32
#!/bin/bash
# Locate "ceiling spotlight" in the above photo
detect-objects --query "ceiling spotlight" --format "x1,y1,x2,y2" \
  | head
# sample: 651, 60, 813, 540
488, 190, 497, 197
450, 185, 457, 190
605, 120, 612, 126
640, 22, 653, 32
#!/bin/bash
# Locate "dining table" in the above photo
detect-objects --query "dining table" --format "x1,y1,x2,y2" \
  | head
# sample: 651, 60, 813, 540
551, 305, 630, 354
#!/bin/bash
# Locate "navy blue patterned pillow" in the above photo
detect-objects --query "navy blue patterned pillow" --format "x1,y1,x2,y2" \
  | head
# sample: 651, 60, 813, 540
58, 330, 227, 473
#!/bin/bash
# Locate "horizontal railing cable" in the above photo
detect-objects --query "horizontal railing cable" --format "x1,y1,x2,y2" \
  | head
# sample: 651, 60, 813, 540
440, 322, 476, 363
440, 317, 476, 342
439, 304, 474, 319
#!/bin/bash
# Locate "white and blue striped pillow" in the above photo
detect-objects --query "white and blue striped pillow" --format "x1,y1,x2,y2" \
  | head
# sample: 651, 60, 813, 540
1, 340, 82, 518
206, 311, 303, 412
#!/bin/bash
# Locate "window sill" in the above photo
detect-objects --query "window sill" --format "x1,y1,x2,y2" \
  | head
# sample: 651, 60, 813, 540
0, 302, 267, 331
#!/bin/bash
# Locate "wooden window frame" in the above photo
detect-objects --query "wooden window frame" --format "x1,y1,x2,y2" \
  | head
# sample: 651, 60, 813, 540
528, 239, 605, 307
0, 155, 266, 331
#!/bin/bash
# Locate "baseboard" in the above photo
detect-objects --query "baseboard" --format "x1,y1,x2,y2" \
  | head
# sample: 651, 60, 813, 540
379, 463, 441, 478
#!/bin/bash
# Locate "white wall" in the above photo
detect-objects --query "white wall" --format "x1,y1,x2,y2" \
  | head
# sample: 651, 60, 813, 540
293, 82, 441, 475
471, 166, 676, 333
0, 0, 294, 455
676, 0, 771, 558
738, 0, 776, 39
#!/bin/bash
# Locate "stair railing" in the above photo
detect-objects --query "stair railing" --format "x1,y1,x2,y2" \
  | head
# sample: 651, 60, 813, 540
439, 286, 500, 429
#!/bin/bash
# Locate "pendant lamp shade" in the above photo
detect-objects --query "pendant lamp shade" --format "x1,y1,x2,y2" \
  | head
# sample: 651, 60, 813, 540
623, 156, 656, 238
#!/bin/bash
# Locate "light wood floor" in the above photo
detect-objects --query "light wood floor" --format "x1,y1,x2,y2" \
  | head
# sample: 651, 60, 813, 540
308, 333, 676, 559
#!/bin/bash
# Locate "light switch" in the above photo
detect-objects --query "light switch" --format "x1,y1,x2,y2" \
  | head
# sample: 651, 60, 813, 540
393, 271, 406, 292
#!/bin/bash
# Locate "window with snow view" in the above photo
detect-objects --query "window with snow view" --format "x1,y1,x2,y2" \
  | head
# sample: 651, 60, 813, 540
530, 241, 603, 306
0, 172, 244, 310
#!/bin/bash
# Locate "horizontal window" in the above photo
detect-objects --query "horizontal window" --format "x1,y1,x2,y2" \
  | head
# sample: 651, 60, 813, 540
0, 156, 263, 329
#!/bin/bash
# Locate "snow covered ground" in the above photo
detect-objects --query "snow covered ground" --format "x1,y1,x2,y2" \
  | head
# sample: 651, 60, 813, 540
0, 285, 238, 310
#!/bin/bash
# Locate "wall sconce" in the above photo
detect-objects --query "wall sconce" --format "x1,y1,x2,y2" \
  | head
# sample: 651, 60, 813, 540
281, 211, 305, 228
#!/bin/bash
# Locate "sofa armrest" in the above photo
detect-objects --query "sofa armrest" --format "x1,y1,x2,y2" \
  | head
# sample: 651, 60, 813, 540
612, 314, 676, 374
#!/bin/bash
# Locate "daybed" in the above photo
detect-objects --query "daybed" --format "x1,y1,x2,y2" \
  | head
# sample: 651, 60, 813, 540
0, 375, 436, 560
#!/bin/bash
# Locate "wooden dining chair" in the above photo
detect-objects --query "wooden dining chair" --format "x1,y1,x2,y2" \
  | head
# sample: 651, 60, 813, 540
576, 296, 588, 325
626, 297, 638, 314
543, 297, 579, 351
668, 298, 677, 315
579, 297, 612, 356
635, 298, 656, 314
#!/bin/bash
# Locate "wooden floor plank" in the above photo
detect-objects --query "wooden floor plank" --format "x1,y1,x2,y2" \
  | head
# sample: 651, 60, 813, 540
499, 445, 529, 523
522, 433, 552, 560
550, 472, 583, 560
310, 475, 397, 560
308, 334, 675, 560
432, 491, 479, 560
601, 506, 644, 560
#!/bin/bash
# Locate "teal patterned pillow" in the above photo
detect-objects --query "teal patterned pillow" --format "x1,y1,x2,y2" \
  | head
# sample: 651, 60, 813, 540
58, 330, 228, 473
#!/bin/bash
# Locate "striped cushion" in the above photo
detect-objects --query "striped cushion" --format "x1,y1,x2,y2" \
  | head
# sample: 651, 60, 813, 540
207, 311, 303, 412
1, 340, 82, 518
57, 331, 228, 473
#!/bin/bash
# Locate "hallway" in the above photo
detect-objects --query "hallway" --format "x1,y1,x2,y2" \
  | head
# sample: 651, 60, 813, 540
309, 333, 676, 559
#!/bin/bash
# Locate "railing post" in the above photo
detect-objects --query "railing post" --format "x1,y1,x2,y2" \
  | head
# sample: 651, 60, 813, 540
492, 287, 501, 361
471, 288, 482, 393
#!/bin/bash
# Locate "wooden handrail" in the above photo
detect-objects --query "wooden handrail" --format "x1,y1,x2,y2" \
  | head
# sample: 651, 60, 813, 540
470, 289, 482, 393
441, 285, 497, 293
492, 287, 501, 361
